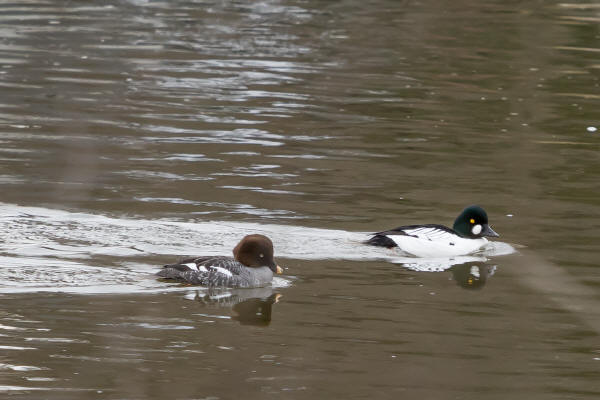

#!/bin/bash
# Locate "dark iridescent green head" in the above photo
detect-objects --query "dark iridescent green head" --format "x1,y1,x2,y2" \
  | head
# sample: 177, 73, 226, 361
452, 205, 499, 239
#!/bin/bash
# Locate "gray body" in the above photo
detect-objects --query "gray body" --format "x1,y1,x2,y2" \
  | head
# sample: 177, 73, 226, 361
157, 256, 274, 288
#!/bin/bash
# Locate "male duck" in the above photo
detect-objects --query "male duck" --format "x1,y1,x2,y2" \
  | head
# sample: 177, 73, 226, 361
157, 234, 283, 288
365, 205, 499, 257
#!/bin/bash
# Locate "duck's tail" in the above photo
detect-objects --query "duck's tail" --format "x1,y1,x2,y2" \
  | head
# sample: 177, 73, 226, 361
156, 264, 195, 280
364, 234, 398, 248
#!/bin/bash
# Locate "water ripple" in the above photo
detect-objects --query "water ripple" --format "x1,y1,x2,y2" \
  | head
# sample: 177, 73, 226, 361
0, 203, 515, 294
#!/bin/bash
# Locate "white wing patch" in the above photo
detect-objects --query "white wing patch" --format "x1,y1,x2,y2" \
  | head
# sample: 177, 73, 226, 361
401, 226, 457, 242
184, 262, 208, 273
210, 266, 233, 277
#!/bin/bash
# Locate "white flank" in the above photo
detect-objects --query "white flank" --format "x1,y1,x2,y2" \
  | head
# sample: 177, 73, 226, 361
387, 234, 488, 258
184, 263, 197, 269
197, 265, 208, 273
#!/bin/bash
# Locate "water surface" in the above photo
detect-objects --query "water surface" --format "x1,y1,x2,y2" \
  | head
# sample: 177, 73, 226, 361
1, 0, 600, 398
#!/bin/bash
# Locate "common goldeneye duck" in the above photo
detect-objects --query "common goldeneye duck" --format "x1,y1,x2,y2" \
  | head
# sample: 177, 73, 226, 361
365, 205, 499, 257
157, 234, 283, 288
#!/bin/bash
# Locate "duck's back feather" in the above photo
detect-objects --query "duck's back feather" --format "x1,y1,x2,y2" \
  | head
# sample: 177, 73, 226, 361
376, 224, 459, 239
158, 256, 244, 287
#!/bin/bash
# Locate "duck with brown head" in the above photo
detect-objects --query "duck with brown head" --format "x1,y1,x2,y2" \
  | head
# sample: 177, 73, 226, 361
157, 234, 283, 288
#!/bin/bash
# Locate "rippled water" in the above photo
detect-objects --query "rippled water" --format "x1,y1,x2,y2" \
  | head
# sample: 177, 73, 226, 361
0, 202, 516, 293
1, 0, 600, 398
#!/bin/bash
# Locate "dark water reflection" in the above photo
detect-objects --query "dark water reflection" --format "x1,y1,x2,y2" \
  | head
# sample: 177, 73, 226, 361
1, 0, 600, 398
187, 288, 282, 326
450, 262, 496, 290
231, 295, 280, 326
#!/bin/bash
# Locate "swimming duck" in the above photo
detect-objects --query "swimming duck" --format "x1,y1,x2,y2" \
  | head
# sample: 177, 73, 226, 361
365, 205, 499, 257
157, 234, 283, 288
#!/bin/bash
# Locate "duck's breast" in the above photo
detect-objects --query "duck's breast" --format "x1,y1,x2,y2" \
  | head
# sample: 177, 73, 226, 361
238, 266, 273, 288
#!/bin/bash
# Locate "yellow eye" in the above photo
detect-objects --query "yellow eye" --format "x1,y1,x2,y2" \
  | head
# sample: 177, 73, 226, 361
470, 218, 475, 224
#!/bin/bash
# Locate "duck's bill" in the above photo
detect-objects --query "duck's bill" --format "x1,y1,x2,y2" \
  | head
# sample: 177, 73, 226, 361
483, 224, 499, 237
276, 265, 283, 274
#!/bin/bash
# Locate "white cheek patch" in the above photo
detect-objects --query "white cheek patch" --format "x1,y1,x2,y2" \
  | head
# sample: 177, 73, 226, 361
471, 224, 482, 235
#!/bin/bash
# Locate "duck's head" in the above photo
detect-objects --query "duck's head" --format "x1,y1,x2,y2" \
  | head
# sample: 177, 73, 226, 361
233, 234, 283, 274
452, 205, 499, 239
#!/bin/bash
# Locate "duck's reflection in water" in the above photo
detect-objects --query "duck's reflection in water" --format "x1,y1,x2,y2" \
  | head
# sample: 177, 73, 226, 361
398, 256, 498, 290
450, 262, 497, 290
231, 293, 282, 326
186, 287, 282, 326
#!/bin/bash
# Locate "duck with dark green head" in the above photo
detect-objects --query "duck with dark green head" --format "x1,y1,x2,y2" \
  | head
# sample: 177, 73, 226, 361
365, 205, 499, 257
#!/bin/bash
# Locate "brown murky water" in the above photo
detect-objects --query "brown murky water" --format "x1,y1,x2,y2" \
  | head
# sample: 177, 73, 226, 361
1, 0, 600, 398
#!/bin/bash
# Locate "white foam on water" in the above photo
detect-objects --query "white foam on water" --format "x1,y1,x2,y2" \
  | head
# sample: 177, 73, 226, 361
0, 202, 517, 293
0, 363, 46, 371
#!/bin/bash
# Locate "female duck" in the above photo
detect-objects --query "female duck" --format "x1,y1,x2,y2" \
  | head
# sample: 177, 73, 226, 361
157, 234, 283, 288
365, 205, 499, 257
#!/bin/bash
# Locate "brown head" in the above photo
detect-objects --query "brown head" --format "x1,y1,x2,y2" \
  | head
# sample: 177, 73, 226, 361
233, 234, 283, 274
